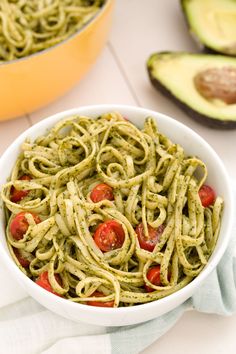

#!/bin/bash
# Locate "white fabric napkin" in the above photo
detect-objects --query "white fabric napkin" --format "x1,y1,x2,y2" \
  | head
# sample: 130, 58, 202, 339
0, 185, 236, 354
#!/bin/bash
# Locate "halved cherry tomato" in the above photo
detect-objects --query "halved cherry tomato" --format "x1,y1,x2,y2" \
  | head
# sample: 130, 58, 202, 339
145, 266, 162, 293
86, 291, 114, 307
135, 223, 164, 252
10, 175, 31, 203
35, 271, 62, 296
90, 183, 114, 203
13, 248, 31, 268
199, 184, 216, 207
93, 220, 125, 252
10, 211, 41, 241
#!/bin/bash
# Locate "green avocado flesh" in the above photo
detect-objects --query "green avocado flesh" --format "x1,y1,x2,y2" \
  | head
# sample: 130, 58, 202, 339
147, 52, 236, 129
182, 0, 236, 55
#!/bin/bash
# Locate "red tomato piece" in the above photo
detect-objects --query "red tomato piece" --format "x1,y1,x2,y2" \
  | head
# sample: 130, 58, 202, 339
35, 271, 62, 296
10, 211, 41, 240
10, 175, 31, 203
135, 223, 164, 252
145, 266, 162, 293
13, 248, 31, 268
87, 291, 114, 307
90, 183, 114, 203
199, 184, 216, 207
93, 220, 125, 252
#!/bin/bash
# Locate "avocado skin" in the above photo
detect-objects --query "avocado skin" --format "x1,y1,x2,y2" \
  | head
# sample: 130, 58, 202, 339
147, 53, 236, 130
180, 0, 236, 57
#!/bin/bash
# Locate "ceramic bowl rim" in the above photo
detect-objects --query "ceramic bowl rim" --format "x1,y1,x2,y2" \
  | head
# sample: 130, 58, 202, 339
0, 104, 234, 318
0, 0, 112, 68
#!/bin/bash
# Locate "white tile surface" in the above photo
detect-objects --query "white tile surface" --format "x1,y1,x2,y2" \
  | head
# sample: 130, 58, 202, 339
110, 0, 236, 179
0, 1, 236, 353
143, 311, 236, 354
29, 46, 137, 125
0, 115, 29, 155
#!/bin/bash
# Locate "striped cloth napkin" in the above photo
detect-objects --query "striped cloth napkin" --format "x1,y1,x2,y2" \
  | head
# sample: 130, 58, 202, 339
0, 187, 235, 354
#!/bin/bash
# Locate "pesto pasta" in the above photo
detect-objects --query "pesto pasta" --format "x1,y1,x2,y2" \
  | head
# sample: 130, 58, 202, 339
1, 112, 223, 307
0, 0, 105, 62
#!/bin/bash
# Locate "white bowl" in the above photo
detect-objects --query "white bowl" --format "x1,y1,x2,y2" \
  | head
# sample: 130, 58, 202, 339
0, 105, 234, 326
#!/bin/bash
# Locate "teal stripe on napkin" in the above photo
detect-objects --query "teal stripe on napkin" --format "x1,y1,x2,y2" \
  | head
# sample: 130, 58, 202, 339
109, 300, 190, 354
110, 225, 236, 354
0, 190, 235, 354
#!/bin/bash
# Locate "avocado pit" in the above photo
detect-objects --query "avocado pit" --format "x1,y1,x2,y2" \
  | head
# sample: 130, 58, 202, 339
194, 67, 236, 104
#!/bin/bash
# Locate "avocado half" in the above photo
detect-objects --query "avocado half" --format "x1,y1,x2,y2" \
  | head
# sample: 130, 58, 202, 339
181, 0, 236, 56
147, 52, 236, 129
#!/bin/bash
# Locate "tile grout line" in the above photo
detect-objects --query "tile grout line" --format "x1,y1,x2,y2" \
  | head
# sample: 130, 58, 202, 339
25, 113, 33, 127
107, 41, 142, 107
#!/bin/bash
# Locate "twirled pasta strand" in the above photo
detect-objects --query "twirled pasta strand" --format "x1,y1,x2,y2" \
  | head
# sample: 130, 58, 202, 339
0, 0, 104, 62
1, 112, 223, 306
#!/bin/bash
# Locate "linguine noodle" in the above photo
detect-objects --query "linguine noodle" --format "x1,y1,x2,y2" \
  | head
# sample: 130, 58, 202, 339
0, 0, 105, 62
1, 112, 223, 306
